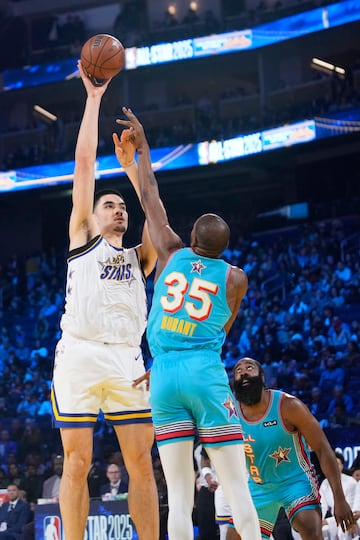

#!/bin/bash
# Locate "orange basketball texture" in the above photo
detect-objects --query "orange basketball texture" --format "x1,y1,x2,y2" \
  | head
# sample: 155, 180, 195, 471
81, 34, 125, 84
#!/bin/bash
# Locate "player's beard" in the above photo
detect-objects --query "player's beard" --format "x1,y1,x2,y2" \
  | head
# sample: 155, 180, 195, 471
233, 375, 265, 406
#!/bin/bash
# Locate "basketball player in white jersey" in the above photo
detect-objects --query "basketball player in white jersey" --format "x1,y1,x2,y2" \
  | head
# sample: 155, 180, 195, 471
51, 61, 159, 540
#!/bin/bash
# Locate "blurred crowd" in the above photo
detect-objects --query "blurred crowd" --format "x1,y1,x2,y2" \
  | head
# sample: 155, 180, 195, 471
220, 217, 360, 428
0, 212, 359, 479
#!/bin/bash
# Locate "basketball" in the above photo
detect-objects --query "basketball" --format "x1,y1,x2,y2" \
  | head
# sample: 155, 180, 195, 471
80, 34, 125, 86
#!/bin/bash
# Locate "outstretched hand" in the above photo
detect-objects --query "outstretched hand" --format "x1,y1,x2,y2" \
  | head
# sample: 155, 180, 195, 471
116, 107, 148, 151
113, 129, 136, 168
77, 60, 112, 97
132, 369, 151, 391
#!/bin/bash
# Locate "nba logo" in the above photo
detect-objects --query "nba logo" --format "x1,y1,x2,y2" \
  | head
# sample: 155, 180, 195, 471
43, 516, 61, 540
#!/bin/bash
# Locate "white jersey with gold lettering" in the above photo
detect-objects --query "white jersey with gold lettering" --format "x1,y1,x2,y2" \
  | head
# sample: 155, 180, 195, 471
60, 235, 147, 345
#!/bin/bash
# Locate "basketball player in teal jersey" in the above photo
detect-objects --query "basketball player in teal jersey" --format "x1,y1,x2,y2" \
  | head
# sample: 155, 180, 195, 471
116, 107, 261, 540
225, 357, 357, 540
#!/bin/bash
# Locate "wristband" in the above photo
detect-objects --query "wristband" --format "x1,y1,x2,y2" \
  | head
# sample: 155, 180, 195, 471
122, 159, 136, 168
201, 467, 213, 478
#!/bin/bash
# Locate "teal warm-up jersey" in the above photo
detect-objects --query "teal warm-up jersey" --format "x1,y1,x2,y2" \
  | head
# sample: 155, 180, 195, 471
147, 248, 232, 357
240, 389, 315, 486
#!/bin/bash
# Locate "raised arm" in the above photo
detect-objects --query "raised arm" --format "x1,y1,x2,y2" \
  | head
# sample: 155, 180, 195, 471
116, 108, 183, 272
282, 395, 357, 534
113, 128, 157, 276
69, 61, 112, 250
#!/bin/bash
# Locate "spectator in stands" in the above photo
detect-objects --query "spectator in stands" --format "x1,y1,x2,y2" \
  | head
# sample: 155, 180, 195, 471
318, 355, 345, 393
271, 300, 287, 326
238, 323, 253, 356
8, 420, 23, 447
42, 455, 63, 500
0, 431, 17, 466
320, 451, 357, 540
283, 333, 308, 364
243, 253, 258, 276
351, 467, 360, 482
7, 464, 23, 489
326, 385, 354, 418
345, 284, 360, 305
296, 246, 310, 268
16, 392, 39, 419
0, 484, 32, 540
263, 312, 279, 340
306, 323, 327, 355
100, 463, 128, 500
288, 294, 309, 318
36, 388, 52, 419
328, 286, 345, 308
322, 305, 335, 330
326, 401, 351, 429
19, 463, 43, 505
290, 372, 311, 403
277, 358, 298, 391
13, 339, 29, 366
223, 343, 241, 371
33, 317, 49, 344
311, 289, 330, 314
38, 295, 57, 320
328, 318, 351, 351
182, 6, 200, 25
351, 480, 360, 540
161, 9, 178, 28
29, 342, 48, 367
335, 261, 352, 283
17, 420, 43, 462
262, 331, 282, 362
307, 384, 327, 415
0, 339, 12, 368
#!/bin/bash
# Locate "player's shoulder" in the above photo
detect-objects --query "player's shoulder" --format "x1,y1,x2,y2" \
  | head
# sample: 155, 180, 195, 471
280, 390, 300, 403
280, 391, 308, 414
164, 245, 188, 263
227, 264, 248, 285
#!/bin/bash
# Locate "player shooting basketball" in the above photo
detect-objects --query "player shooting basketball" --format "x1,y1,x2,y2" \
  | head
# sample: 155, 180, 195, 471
50, 61, 159, 540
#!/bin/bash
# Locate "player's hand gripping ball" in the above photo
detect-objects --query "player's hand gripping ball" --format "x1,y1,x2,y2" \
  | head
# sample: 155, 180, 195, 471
80, 34, 125, 86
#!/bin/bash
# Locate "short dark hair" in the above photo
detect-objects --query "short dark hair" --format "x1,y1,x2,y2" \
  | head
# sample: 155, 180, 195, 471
94, 189, 125, 209
193, 213, 230, 255
335, 451, 345, 464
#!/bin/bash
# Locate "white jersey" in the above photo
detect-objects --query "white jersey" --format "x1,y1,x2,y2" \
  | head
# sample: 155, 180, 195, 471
60, 235, 147, 345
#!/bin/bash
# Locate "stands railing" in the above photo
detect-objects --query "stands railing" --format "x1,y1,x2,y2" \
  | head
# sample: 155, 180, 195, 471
340, 232, 360, 261
260, 272, 288, 302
